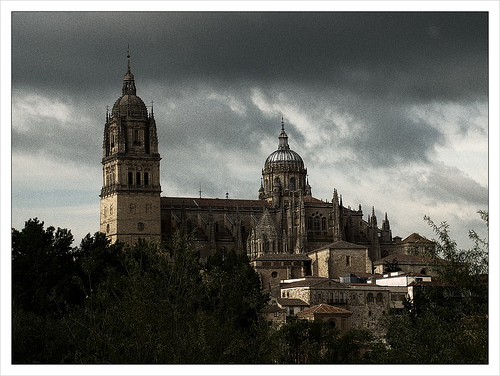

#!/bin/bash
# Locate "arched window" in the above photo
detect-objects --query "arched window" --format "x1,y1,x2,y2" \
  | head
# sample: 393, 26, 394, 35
290, 177, 296, 191
367, 293, 374, 303
314, 217, 320, 231
144, 172, 149, 186
274, 177, 281, 188
376, 293, 383, 303
321, 217, 327, 231
128, 172, 133, 185
136, 172, 141, 185
308, 217, 313, 231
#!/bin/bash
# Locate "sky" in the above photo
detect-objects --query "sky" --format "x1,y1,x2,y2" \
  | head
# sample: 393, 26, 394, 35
1, 3, 499, 375
3, 3, 498, 252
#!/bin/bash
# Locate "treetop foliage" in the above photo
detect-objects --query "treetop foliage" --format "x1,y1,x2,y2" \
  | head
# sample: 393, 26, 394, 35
11, 213, 489, 364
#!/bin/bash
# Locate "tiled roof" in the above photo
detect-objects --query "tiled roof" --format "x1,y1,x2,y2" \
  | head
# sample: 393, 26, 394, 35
297, 303, 351, 316
310, 240, 368, 253
253, 253, 311, 261
161, 196, 270, 209
276, 298, 309, 307
374, 253, 431, 264
408, 279, 448, 287
303, 196, 327, 204
262, 304, 286, 313
402, 233, 434, 244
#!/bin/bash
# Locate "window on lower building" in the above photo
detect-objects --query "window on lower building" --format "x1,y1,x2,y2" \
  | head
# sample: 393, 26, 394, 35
136, 172, 141, 185
346, 255, 351, 266
367, 293, 374, 303
376, 293, 383, 303
314, 217, 320, 231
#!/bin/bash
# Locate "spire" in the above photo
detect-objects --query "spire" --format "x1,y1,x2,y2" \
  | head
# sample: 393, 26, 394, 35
383, 212, 390, 230
122, 47, 136, 96
127, 45, 131, 73
278, 117, 290, 150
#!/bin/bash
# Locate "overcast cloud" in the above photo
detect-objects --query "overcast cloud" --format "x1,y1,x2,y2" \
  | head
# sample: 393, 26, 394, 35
6, 6, 493, 249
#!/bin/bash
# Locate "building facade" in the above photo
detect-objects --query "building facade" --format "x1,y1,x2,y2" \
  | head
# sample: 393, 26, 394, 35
100, 54, 161, 244
100, 58, 433, 270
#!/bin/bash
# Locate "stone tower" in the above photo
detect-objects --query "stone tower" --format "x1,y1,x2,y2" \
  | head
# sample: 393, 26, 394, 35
100, 53, 161, 243
259, 117, 311, 204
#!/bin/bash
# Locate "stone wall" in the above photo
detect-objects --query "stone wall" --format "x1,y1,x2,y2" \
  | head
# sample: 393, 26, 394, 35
281, 280, 391, 337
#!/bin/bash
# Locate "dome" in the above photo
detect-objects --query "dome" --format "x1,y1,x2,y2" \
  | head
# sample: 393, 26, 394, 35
112, 94, 148, 119
265, 149, 304, 168
111, 54, 148, 119
264, 120, 304, 169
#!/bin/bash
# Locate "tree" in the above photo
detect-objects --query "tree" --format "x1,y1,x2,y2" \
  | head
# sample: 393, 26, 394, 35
12, 218, 82, 315
383, 258, 401, 273
66, 233, 273, 363
274, 316, 373, 364
369, 211, 488, 364
12, 218, 83, 363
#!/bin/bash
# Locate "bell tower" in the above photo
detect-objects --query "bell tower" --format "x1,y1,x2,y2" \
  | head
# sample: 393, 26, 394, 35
100, 53, 161, 243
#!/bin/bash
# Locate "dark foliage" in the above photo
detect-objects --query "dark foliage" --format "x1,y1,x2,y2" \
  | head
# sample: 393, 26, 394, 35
368, 211, 488, 364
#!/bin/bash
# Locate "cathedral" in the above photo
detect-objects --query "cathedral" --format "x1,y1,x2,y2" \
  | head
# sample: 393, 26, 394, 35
100, 56, 433, 282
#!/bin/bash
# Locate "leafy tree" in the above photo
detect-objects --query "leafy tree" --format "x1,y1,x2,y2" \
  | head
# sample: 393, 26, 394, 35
383, 258, 401, 273
11, 218, 85, 363
369, 211, 488, 364
65, 233, 273, 363
274, 316, 373, 364
12, 218, 82, 315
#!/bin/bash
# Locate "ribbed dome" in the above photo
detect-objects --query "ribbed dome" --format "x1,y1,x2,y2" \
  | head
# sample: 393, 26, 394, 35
111, 53, 148, 119
264, 120, 304, 168
265, 149, 304, 167
112, 94, 148, 119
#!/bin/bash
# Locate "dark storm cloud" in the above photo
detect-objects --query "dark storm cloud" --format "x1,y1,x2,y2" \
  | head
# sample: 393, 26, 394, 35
12, 12, 488, 99
9, 9, 491, 248
10, 11, 489, 178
